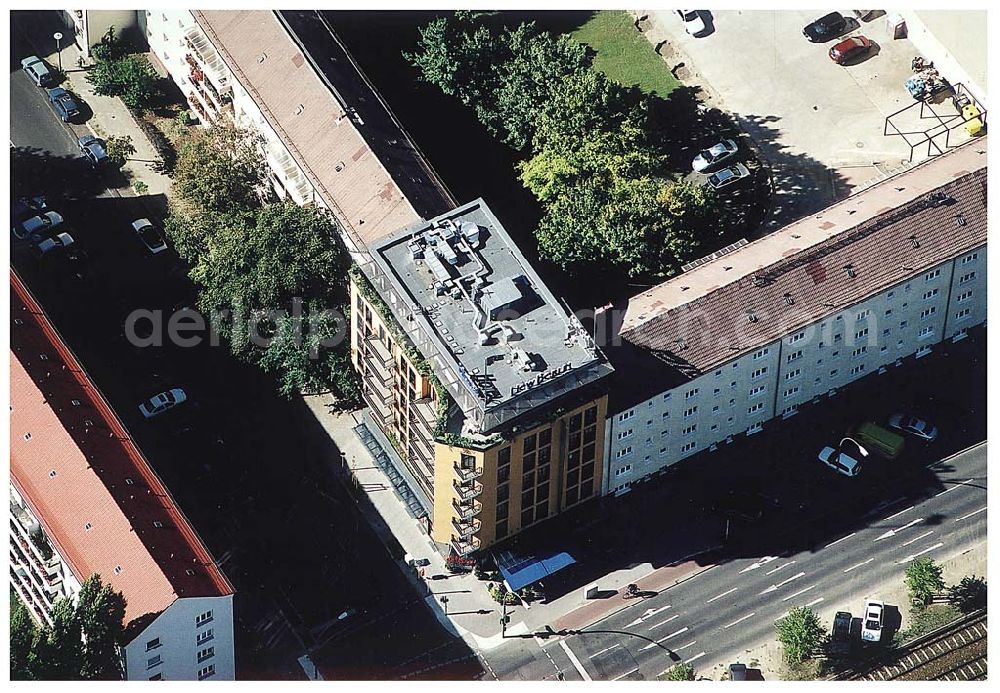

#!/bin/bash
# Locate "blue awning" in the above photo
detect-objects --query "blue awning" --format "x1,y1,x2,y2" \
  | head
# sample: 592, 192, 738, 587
495, 550, 577, 592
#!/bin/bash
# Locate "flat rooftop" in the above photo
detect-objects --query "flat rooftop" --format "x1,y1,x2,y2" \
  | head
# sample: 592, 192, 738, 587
370, 199, 609, 430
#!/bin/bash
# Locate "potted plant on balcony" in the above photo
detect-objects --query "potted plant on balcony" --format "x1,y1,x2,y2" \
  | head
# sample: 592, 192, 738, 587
445, 553, 476, 573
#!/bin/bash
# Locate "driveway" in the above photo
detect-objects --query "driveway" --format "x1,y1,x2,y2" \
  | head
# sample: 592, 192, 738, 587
648, 10, 938, 228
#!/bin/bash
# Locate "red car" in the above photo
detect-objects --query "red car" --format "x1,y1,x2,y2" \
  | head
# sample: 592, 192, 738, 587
829, 36, 872, 64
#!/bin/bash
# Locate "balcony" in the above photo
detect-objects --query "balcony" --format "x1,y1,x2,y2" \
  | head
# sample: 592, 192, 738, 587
452, 499, 482, 520
452, 536, 481, 557
453, 479, 483, 501
452, 517, 482, 539
453, 462, 483, 482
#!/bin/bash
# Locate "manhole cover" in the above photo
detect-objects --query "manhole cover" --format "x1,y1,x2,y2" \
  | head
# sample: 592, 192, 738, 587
856, 141, 865, 148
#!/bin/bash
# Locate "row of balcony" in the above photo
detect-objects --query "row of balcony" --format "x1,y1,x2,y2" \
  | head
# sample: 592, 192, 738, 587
452, 536, 481, 557
11, 566, 52, 626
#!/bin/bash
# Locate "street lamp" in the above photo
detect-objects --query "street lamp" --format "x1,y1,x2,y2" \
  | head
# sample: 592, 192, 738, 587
440, 595, 449, 616
839, 436, 869, 458
53, 32, 64, 73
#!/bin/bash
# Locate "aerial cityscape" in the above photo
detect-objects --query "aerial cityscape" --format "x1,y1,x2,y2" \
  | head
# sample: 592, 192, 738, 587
9, 6, 987, 683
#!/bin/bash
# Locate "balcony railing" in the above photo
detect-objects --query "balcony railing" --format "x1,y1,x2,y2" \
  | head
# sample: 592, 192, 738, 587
452, 517, 482, 538
453, 463, 483, 482
452, 499, 482, 520
452, 536, 481, 557
453, 479, 483, 501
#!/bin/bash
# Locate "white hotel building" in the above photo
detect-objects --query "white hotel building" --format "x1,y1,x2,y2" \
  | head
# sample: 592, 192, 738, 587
602, 142, 987, 495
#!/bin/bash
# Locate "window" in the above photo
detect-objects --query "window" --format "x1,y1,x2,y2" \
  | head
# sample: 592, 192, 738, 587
685, 388, 699, 400
922, 288, 939, 300
855, 328, 868, 340
748, 402, 764, 414
850, 364, 866, 375
884, 308, 893, 316
681, 424, 696, 436
615, 465, 632, 477
195, 611, 213, 627
882, 328, 891, 336
146, 638, 161, 651
197, 647, 215, 663
616, 446, 632, 458
924, 269, 941, 281
851, 347, 867, 357
616, 428, 633, 440
784, 386, 800, 398
785, 369, 801, 381
753, 348, 769, 360
788, 331, 805, 344
962, 252, 979, 264
618, 409, 635, 422
957, 290, 974, 303
680, 441, 697, 454
682, 406, 698, 418
661, 411, 670, 419
956, 308, 972, 321
829, 368, 839, 377
198, 665, 216, 680
959, 271, 976, 284
149, 673, 163, 681
714, 370, 722, 377
900, 320, 909, 329
147, 655, 162, 670
662, 392, 672, 401
856, 309, 870, 321
918, 326, 934, 339
750, 366, 767, 379
887, 291, 895, 299
749, 385, 766, 398
920, 307, 937, 320
787, 350, 803, 363
197, 629, 214, 645
833, 333, 843, 343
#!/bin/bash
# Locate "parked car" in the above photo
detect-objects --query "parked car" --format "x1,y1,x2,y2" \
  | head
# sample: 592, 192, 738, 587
707, 162, 750, 190
139, 388, 188, 419
131, 218, 168, 254
676, 10, 708, 37
47, 87, 81, 122
803, 12, 848, 42
32, 230, 76, 257
727, 663, 747, 681
692, 139, 739, 172
78, 134, 110, 168
861, 600, 884, 642
830, 611, 853, 656
829, 36, 873, 64
12, 196, 48, 227
14, 211, 64, 241
819, 446, 862, 477
888, 413, 939, 442
21, 56, 54, 87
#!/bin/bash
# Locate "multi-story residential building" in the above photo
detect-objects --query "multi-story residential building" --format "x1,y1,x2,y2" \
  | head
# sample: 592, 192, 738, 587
601, 140, 987, 495
352, 200, 613, 554
10, 272, 235, 681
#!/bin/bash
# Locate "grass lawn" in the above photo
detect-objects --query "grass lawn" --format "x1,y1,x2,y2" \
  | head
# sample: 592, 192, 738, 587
570, 10, 680, 98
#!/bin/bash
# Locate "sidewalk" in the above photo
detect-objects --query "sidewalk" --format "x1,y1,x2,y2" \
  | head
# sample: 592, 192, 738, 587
301, 395, 720, 653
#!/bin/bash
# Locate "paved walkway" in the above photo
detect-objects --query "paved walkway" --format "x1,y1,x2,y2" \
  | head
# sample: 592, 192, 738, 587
301, 395, 719, 653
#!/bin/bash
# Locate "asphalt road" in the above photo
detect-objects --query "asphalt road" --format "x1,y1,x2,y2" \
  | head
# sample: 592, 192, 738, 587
11, 11, 473, 680
489, 442, 986, 680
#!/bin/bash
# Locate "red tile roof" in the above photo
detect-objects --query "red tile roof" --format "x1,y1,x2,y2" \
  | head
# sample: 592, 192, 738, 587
9, 272, 233, 623
621, 141, 988, 374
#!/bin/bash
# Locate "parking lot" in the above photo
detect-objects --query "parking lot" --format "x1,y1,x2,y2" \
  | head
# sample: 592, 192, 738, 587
652, 10, 961, 227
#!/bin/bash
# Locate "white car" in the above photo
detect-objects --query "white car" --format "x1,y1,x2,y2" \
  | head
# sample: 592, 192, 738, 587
692, 139, 739, 172
132, 218, 168, 254
818, 446, 862, 477
888, 413, 938, 442
14, 210, 63, 241
33, 231, 75, 257
139, 388, 188, 419
676, 10, 708, 37
861, 600, 884, 642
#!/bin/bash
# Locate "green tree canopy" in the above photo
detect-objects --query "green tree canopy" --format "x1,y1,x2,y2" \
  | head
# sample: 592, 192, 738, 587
76, 575, 128, 679
661, 662, 696, 680
905, 557, 945, 606
11, 595, 38, 681
86, 54, 162, 111
948, 575, 986, 613
775, 606, 827, 664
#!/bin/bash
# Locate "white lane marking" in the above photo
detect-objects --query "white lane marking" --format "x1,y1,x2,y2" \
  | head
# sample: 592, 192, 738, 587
875, 518, 923, 541
706, 588, 737, 603
589, 643, 620, 659
641, 627, 690, 651
740, 556, 780, 573
723, 612, 756, 629
824, 533, 856, 549
805, 597, 825, 608
843, 558, 875, 573
685, 652, 707, 665
955, 507, 986, 522
883, 505, 915, 522
936, 478, 976, 497
782, 584, 816, 602
558, 640, 592, 681
647, 614, 680, 630
898, 542, 945, 564
765, 561, 796, 576
900, 530, 934, 547
628, 604, 672, 627
675, 641, 697, 651
760, 571, 806, 594
612, 667, 639, 681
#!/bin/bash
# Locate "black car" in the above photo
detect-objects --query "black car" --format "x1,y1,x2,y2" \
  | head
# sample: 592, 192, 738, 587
830, 611, 853, 656
48, 87, 81, 122
803, 12, 848, 42
78, 135, 110, 168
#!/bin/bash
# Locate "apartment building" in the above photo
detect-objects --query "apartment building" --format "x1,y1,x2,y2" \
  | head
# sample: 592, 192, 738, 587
602, 141, 987, 495
352, 199, 613, 554
60, 9, 141, 55
10, 272, 235, 681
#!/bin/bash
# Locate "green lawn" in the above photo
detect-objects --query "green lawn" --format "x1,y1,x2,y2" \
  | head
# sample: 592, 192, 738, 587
570, 10, 680, 98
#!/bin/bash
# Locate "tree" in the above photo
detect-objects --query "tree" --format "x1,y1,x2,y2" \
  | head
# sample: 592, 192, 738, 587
661, 662, 696, 680
89, 26, 131, 63
75, 575, 127, 680
775, 606, 827, 664
86, 54, 162, 111
104, 134, 135, 168
948, 575, 986, 613
33, 597, 85, 680
905, 557, 945, 606
10, 596, 38, 680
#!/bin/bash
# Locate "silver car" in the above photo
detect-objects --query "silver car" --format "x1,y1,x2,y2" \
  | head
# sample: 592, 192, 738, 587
132, 218, 168, 254
888, 414, 938, 442
707, 162, 751, 190
33, 231, 75, 257
139, 388, 188, 419
15, 211, 64, 241
818, 446, 862, 477
692, 139, 738, 172
21, 56, 54, 87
